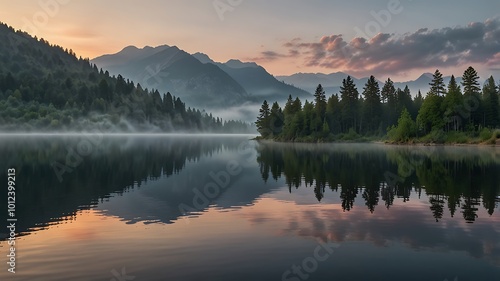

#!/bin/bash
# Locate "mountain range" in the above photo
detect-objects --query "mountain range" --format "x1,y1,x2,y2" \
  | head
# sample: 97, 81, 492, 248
91, 45, 251, 109
191, 52, 311, 101
276, 72, 467, 97
92, 46, 311, 119
92, 44, 482, 122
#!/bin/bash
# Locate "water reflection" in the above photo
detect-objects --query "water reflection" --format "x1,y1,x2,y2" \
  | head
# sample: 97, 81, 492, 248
0, 137, 499, 280
0, 135, 257, 234
256, 142, 500, 222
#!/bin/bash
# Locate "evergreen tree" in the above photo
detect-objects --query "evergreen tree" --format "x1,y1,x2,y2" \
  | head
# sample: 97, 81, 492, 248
462, 66, 481, 96
281, 96, 303, 140
413, 90, 424, 119
362, 75, 381, 134
340, 76, 359, 133
283, 95, 294, 116
461, 66, 482, 128
381, 78, 395, 104
313, 84, 327, 119
302, 100, 314, 136
429, 69, 446, 96
326, 94, 341, 134
388, 108, 416, 141
269, 101, 284, 136
163, 92, 174, 114
482, 76, 499, 128
256, 100, 271, 137
416, 92, 444, 133
442, 75, 463, 131
381, 78, 397, 127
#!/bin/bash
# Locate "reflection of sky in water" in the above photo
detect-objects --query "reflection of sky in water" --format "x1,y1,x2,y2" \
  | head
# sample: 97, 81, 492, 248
0, 136, 499, 280
2, 193, 499, 281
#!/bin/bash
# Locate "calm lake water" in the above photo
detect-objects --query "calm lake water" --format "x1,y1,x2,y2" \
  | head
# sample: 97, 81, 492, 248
0, 135, 499, 281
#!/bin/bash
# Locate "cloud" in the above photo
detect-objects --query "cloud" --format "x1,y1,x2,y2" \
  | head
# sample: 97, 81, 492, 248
248, 50, 288, 62
281, 18, 500, 77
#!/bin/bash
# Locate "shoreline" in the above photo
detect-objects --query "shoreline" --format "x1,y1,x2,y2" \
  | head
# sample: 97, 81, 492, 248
254, 138, 500, 147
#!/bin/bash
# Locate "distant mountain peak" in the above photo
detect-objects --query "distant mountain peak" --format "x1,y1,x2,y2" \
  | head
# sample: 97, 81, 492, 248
224, 59, 258, 69
121, 45, 139, 51
420, 72, 434, 79
103, 45, 171, 59
192, 52, 215, 64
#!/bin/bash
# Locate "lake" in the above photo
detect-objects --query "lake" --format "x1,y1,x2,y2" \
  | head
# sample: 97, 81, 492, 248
0, 135, 499, 281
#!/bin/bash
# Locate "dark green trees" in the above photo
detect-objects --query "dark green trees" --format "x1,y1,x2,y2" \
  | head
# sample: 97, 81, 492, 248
0, 22, 252, 133
340, 76, 359, 133
482, 76, 499, 128
257, 67, 498, 142
442, 75, 463, 131
462, 66, 482, 127
381, 78, 398, 126
388, 108, 416, 142
256, 100, 271, 137
362, 76, 382, 134
417, 92, 444, 134
416, 70, 449, 134
313, 84, 327, 118
429, 69, 446, 96
313, 84, 327, 133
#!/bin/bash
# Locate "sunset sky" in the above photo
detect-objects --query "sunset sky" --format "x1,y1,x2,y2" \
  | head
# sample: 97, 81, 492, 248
1, 0, 500, 80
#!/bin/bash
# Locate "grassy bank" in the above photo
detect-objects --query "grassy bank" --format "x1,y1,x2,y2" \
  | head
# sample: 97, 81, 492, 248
255, 129, 500, 145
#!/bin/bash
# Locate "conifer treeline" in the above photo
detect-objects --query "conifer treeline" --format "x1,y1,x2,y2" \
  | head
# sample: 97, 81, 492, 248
0, 22, 252, 132
256, 67, 499, 142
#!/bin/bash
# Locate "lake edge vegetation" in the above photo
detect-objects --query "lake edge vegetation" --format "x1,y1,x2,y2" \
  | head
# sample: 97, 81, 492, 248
256, 68, 500, 145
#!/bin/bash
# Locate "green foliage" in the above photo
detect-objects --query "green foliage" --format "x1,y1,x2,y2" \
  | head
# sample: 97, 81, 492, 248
362, 75, 382, 134
256, 141, 500, 217
313, 84, 327, 119
387, 108, 416, 142
417, 93, 444, 133
256, 100, 271, 137
341, 128, 360, 141
0, 22, 252, 133
340, 76, 359, 133
479, 128, 493, 142
445, 131, 468, 144
419, 129, 446, 144
256, 67, 499, 144
429, 69, 446, 96
482, 76, 499, 128
442, 75, 463, 131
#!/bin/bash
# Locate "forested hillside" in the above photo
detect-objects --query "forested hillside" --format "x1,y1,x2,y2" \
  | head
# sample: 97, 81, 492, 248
256, 68, 500, 143
0, 22, 252, 132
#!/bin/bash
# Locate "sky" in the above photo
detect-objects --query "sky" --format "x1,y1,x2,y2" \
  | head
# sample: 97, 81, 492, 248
1, 0, 500, 81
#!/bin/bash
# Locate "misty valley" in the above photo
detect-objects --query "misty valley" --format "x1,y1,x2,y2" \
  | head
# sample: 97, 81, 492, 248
0, 3, 500, 280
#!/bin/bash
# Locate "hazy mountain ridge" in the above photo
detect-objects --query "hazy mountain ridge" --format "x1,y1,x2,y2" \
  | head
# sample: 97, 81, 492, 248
0, 22, 252, 132
92, 46, 251, 109
277, 72, 469, 97
192, 52, 312, 101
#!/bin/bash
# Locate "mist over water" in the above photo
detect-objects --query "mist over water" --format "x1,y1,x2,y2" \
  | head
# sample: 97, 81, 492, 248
0, 136, 499, 281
